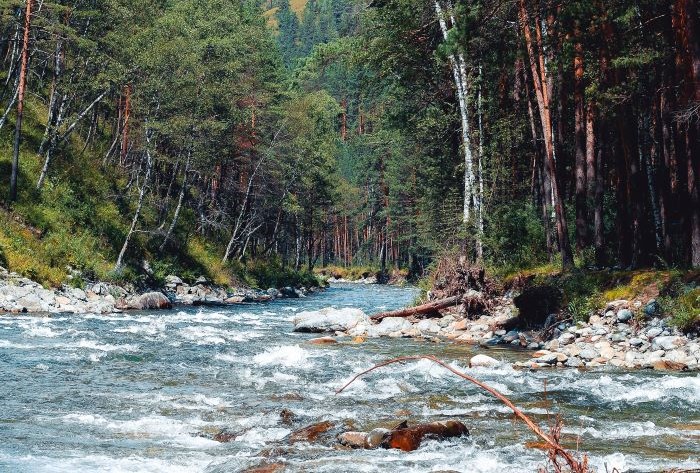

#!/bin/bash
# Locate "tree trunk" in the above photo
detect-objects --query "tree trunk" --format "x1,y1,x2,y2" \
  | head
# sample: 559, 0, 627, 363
434, 0, 474, 225
573, 31, 587, 249
476, 64, 485, 261
159, 152, 190, 252
37, 89, 108, 189
594, 125, 605, 267
10, 0, 33, 203
115, 140, 154, 271
518, 0, 574, 269
371, 295, 461, 321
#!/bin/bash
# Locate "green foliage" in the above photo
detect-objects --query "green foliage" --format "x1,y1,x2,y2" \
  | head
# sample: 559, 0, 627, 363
567, 295, 595, 323
242, 259, 321, 289
484, 203, 548, 272
660, 288, 700, 333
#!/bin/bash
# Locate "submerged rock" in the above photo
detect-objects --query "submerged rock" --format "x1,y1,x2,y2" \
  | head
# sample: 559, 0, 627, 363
293, 307, 369, 333
289, 421, 334, 443
337, 420, 469, 452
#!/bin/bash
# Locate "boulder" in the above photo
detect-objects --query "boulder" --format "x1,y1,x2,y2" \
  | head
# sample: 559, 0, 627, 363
470, 354, 500, 368
652, 336, 685, 351
644, 299, 660, 317
164, 275, 183, 286
646, 327, 663, 339
280, 287, 299, 298
616, 309, 633, 322
579, 349, 598, 360
371, 317, 412, 337
293, 308, 369, 333
337, 431, 367, 448
131, 292, 172, 310
653, 360, 687, 371
533, 353, 558, 365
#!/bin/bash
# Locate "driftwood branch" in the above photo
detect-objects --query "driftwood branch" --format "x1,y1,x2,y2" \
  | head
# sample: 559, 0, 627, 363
336, 355, 589, 473
370, 295, 461, 321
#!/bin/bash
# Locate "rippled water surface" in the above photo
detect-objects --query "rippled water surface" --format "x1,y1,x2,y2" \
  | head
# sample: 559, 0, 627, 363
1, 284, 699, 472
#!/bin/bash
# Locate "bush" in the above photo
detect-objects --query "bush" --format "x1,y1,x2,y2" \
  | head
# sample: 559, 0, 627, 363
661, 288, 700, 333
484, 203, 549, 271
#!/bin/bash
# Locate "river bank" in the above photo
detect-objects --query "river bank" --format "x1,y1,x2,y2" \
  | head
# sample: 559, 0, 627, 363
294, 289, 700, 372
0, 265, 321, 314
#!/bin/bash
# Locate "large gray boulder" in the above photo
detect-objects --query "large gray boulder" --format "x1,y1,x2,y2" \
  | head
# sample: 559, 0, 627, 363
124, 292, 173, 310
293, 307, 369, 333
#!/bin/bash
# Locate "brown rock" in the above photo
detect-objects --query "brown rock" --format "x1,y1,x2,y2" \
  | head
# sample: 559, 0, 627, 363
289, 421, 334, 443
280, 409, 295, 425
212, 430, 237, 443
382, 420, 469, 452
337, 431, 368, 448
453, 319, 469, 331
652, 360, 688, 371
224, 296, 245, 304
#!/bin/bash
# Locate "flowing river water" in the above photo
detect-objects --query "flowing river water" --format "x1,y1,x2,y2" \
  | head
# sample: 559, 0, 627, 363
1, 283, 699, 472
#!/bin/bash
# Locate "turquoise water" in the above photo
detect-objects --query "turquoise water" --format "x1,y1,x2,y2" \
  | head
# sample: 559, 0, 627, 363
1, 284, 698, 472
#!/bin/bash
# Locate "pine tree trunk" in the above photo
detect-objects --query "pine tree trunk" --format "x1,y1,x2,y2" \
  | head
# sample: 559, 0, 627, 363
573, 33, 587, 250
10, 0, 33, 203
518, 0, 574, 270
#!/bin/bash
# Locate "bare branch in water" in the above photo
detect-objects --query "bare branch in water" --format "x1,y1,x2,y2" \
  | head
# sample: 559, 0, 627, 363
336, 354, 590, 473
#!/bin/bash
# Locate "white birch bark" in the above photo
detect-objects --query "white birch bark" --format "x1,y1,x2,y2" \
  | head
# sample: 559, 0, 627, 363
114, 129, 154, 271
160, 152, 190, 251
434, 0, 474, 224
476, 65, 485, 261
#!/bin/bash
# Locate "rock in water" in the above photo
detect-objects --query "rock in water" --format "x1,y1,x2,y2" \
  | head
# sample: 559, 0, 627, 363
133, 292, 172, 310
470, 354, 500, 368
383, 420, 469, 452
364, 428, 391, 449
293, 308, 369, 333
289, 421, 334, 443
337, 431, 368, 448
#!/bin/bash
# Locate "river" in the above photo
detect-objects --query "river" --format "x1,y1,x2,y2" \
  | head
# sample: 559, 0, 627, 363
1, 283, 698, 472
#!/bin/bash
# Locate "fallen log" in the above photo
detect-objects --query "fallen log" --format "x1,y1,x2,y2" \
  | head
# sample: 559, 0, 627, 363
370, 295, 461, 321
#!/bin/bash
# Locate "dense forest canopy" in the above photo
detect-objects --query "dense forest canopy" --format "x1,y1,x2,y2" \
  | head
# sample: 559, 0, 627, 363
0, 0, 698, 286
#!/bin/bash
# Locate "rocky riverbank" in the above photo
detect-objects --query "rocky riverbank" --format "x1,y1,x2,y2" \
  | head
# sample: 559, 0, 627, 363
0, 266, 319, 314
292, 295, 700, 372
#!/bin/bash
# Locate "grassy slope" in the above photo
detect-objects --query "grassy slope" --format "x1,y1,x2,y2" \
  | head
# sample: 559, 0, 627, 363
0, 97, 316, 290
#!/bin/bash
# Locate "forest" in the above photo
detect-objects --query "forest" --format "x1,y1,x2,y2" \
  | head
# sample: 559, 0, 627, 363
0, 0, 698, 287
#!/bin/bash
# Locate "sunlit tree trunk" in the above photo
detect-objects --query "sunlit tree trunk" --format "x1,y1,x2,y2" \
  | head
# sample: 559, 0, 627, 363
518, 0, 574, 269
10, 0, 33, 202
434, 0, 474, 225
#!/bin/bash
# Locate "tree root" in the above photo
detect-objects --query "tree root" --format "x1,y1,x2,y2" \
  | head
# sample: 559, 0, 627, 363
337, 355, 590, 473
